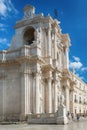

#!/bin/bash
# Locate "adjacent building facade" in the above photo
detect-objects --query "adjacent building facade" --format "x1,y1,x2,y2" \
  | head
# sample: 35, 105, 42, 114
0, 5, 87, 121
71, 73, 87, 115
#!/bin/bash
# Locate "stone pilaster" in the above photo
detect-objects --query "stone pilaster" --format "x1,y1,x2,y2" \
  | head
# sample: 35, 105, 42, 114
27, 74, 31, 114
46, 78, 52, 113
54, 28, 57, 59
47, 26, 52, 64
63, 47, 69, 69
54, 80, 58, 112
2, 71, 6, 120
20, 63, 30, 119
48, 27, 51, 56
70, 90, 74, 114
65, 47, 69, 69
21, 73, 26, 117
35, 72, 40, 113
65, 86, 70, 112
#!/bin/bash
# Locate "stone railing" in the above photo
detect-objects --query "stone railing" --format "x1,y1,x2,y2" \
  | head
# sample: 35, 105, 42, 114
0, 44, 41, 62
0, 45, 31, 62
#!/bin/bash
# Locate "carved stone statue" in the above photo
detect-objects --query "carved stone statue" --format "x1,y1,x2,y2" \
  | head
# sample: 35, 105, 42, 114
60, 94, 65, 106
56, 94, 68, 124
34, 28, 41, 43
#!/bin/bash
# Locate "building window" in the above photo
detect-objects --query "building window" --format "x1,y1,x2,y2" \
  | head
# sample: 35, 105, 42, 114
74, 95, 78, 103
79, 109, 81, 114
84, 99, 85, 104
80, 83, 81, 88
79, 97, 81, 103
75, 109, 77, 114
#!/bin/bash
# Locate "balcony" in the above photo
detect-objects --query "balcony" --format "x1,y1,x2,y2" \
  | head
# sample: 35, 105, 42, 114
0, 44, 41, 63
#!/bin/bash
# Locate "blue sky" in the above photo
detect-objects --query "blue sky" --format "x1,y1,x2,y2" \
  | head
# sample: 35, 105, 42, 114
0, 0, 87, 82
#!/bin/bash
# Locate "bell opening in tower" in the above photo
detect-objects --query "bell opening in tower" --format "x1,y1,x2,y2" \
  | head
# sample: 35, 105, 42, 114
23, 27, 35, 45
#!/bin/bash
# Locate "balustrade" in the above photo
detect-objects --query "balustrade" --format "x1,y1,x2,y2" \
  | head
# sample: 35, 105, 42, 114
0, 45, 30, 62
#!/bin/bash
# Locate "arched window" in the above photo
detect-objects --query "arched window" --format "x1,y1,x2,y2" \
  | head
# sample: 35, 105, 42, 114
23, 27, 35, 45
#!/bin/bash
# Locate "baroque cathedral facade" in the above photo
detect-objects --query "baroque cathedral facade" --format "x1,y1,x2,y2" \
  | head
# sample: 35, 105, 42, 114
0, 5, 87, 121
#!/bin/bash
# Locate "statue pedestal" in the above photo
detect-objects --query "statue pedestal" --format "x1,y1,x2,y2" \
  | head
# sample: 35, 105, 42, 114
56, 105, 68, 125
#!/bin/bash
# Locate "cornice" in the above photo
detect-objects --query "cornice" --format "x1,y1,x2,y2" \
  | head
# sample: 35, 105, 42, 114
74, 85, 87, 94
0, 60, 20, 67
0, 55, 45, 67
61, 34, 71, 47
62, 69, 72, 81
14, 15, 54, 29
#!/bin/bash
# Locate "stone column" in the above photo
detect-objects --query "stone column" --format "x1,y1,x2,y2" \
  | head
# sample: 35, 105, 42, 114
63, 47, 69, 69
65, 86, 70, 112
54, 29, 57, 59
47, 26, 52, 64
2, 71, 6, 120
48, 27, 51, 56
70, 90, 74, 114
47, 78, 52, 113
20, 63, 29, 120
65, 47, 69, 69
35, 73, 40, 113
54, 80, 58, 112
21, 72, 27, 115
28, 74, 31, 114
54, 29, 58, 67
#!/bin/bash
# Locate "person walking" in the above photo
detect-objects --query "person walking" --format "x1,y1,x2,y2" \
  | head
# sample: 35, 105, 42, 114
77, 114, 80, 121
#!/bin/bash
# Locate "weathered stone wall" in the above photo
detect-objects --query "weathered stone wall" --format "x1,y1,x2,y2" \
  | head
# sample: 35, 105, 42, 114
0, 66, 21, 120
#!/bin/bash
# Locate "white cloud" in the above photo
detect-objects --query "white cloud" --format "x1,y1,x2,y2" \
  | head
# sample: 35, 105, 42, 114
76, 73, 84, 80
0, 38, 7, 43
0, 23, 5, 27
0, 38, 10, 49
0, 23, 7, 31
0, 28, 6, 31
81, 67, 87, 71
73, 56, 80, 62
0, 0, 18, 17
0, 0, 7, 16
7, 43, 10, 47
69, 61, 83, 69
70, 55, 87, 73
70, 56, 87, 82
70, 55, 83, 70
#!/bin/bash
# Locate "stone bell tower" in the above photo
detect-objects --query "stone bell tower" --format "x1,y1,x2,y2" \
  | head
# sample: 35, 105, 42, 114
10, 5, 37, 50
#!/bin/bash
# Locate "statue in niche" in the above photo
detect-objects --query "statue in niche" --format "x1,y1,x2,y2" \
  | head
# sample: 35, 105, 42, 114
34, 27, 41, 44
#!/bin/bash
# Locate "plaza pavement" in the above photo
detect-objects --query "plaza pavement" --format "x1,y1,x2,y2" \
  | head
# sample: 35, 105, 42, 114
0, 117, 87, 130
